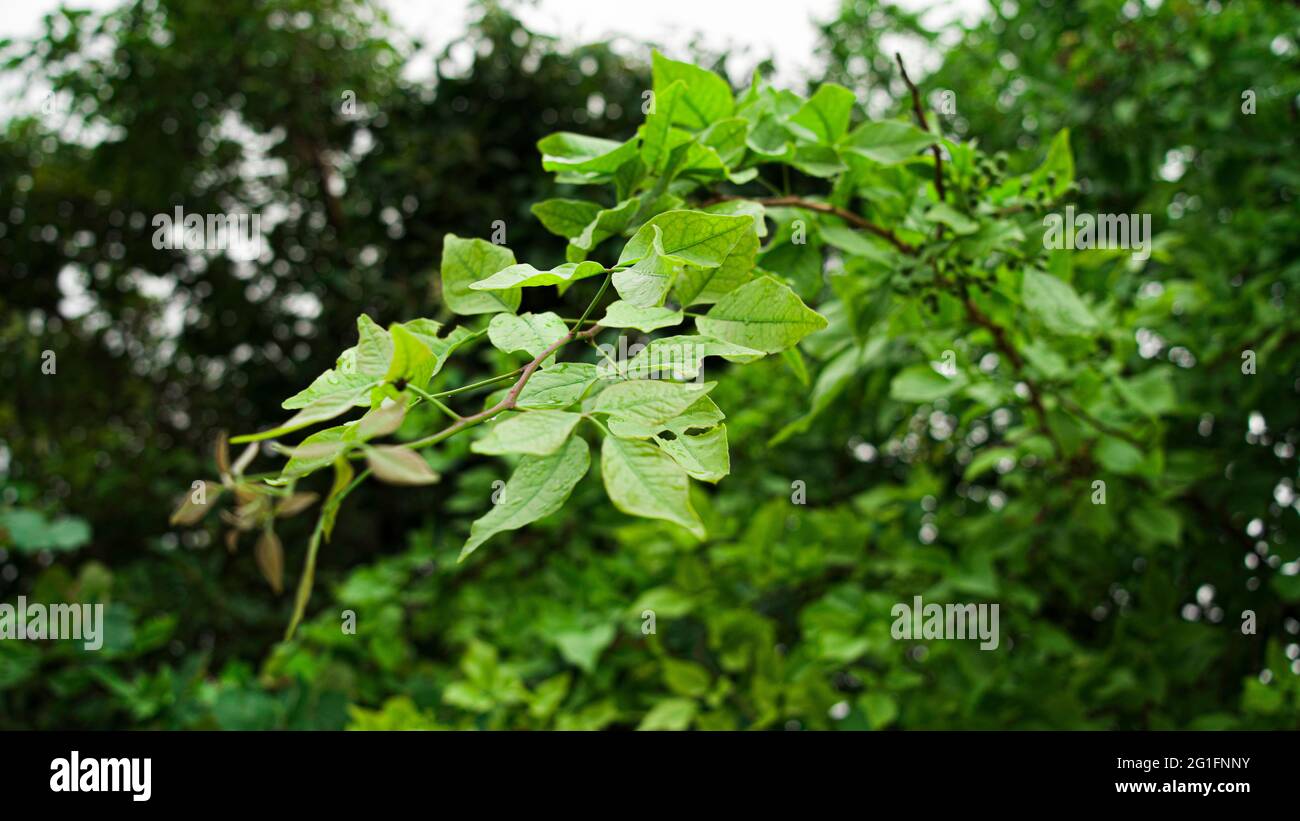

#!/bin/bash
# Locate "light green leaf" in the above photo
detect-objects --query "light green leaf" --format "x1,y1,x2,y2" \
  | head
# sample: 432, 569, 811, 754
702, 199, 767, 237
470, 261, 605, 291
651, 50, 734, 130
1096, 435, 1144, 475
538, 132, 639, 175
618, 335, 762, 381
657, 425, 729, 483
461, 436, 591, 559
531, 198, 603, 239
570, 198, 639, 253
282, 314, 392, 410
789, 83, 856, 144
890, 363, 968, 403
357, 400, 407, 441
487, 312, 570, 359
641, 79, 688, 172
365, 445, 439, 486
840, 119, 937, 165
637, 697, 697, 731
673, 226, 759, 306
925, 203, 979, 235
384, 323, 435, 385
399, 319, 477, 379
661, 396, 725, 435
613, 225, 685, 307
618, 210, 754, 270
695, 275, 828, 353
440, 235, 522, 316
551, 624, 616, 673
282, 425, 356, 478
601, 435, 705, 538
1023, 269, 1097, 336
515, 363, 602, 410
818, 223, 896, 265
700, 117, 749, 167
470, 410, 583, 456
595, 380, 716, 438
234, 382, 374, 443
598, 301, 684, 332
281, 371, 380, 412
1029, 128, 1074, 199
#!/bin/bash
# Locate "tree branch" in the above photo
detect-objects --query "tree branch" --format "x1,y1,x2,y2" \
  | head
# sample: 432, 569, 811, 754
405, 324, 603, 450
707, 194, 918, 255
894, 53, 946, 203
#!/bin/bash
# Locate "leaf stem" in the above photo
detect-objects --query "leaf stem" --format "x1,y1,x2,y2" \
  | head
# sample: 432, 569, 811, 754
406, 383, 461, 420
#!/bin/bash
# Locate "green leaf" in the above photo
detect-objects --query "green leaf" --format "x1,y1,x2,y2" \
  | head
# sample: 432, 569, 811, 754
551, 623, 615, 673
818, 224, 894, 264
531, 199, 603, 239
538, 132, 638, 175
356, 400, 407, 441
662, 658, 712, 697
1029, 128, 1074, 199
673, 225, 759, 306
365, 445, 439, 486
399, 319, 477, 378
618, 210, 754, 270
470, 410, 582, 456
640, 79, 688, 172
487, 312, 570, 359
695, 276, 828, 354
281, 372, 380, 412
890, 363, 968, 403
657, 425, 729, 483
925, 203, 979, 235
282, 425, 355, 478
771, 338, 884, 444
701, 199, 767, 237
570, 198, 640, 253
595, 380, 717, 438
618, 335, 762, 381
281, 314, 392, 409
1095, 435, 1144, 475
637, 697, 697, 731
600, 435, 705, 538
598, 301, 684, 332
1, 509, 92, 553
840, 119, 937, 165
699, 117, 749, 167
661, 396, 725, 435
384, 323, 435, 385
470, 260, 605, 291
515, 363, 602, 410
789, 83, 856, 145
651, 50, 734, 130
440, 235, 522, 316
1023, 269, 1097, 336
234, 382, 374, 443
461, 436, 591, 559
612, 225, 685, 307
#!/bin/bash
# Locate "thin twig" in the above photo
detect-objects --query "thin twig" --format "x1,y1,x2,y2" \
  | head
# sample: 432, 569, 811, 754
706, 194, 917, 255
405, 325, 603, 450
894, 52, 946, 203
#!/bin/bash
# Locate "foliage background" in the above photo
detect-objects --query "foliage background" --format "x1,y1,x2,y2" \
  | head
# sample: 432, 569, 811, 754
1, 0, 1297, 729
